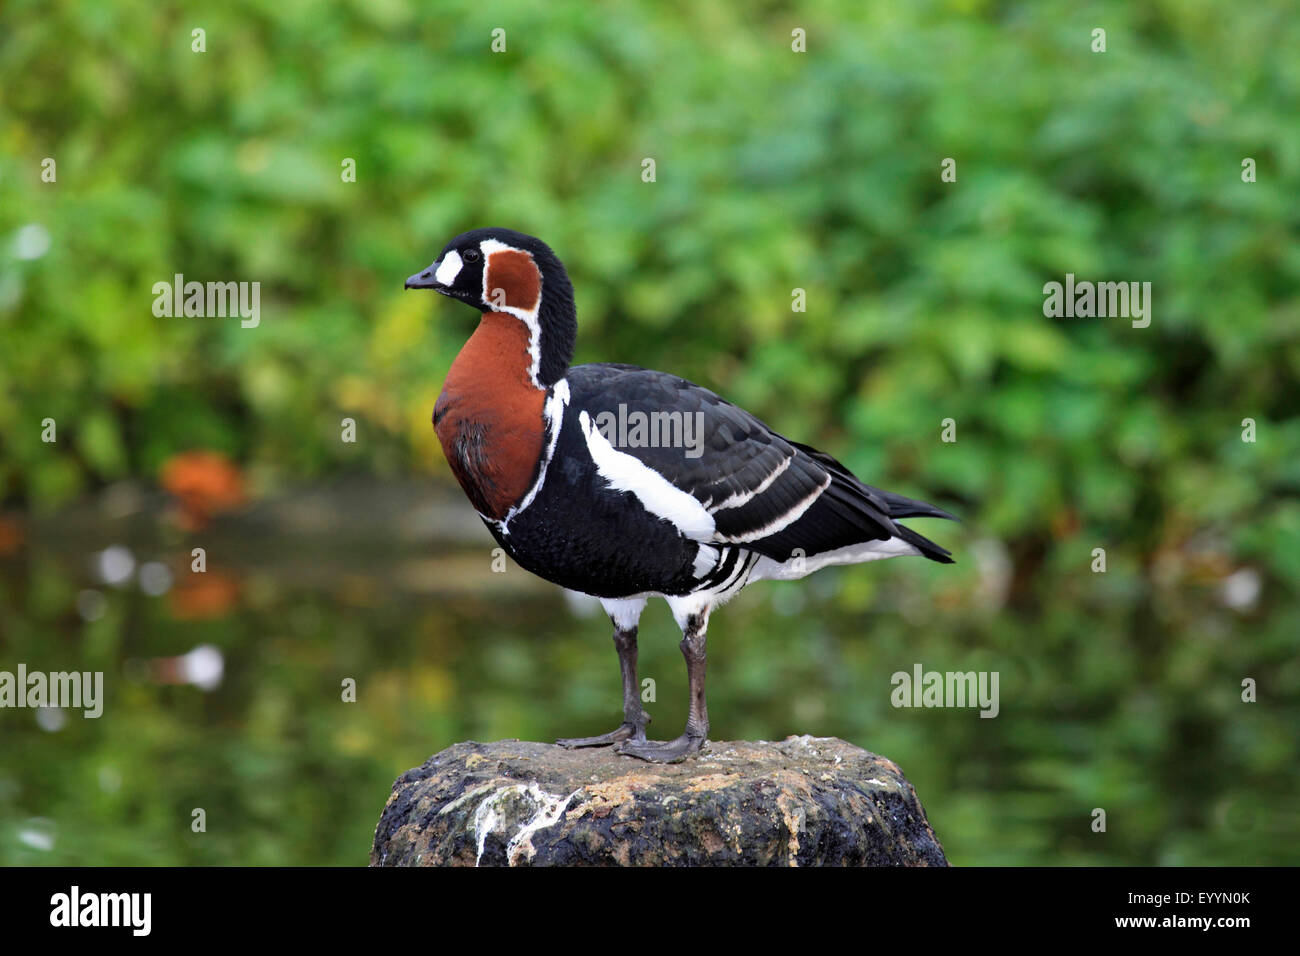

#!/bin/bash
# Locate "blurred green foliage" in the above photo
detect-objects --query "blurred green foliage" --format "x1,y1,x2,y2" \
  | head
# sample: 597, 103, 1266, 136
1, 0, 1298, 865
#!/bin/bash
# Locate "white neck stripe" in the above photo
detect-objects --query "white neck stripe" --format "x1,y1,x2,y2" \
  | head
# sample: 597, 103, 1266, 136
479, 238, 544, 389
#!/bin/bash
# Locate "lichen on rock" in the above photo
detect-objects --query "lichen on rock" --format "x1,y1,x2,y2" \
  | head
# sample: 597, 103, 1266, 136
371, 736, 948, 867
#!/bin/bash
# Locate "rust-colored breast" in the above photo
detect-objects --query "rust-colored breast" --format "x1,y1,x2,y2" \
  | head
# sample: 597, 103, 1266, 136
434, 312, 546, 519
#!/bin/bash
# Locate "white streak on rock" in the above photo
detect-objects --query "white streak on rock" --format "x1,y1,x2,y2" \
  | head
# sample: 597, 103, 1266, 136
470, 783, 584, 867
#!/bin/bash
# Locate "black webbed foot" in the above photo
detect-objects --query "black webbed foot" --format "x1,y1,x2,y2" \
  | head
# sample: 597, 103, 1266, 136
615, 733, 705, 763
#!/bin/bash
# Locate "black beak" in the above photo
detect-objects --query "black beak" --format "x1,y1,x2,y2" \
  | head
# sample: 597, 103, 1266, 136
405, 264, 442, 290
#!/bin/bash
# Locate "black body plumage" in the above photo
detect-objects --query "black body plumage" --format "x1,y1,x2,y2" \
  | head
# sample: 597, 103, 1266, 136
488, 362, 953, 600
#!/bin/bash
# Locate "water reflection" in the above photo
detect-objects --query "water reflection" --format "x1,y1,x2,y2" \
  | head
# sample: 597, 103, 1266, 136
1, 479, 1297, 865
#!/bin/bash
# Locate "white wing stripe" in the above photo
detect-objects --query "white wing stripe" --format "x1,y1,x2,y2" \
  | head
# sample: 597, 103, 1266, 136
708, 455, 794, 513
579, 410, 717, 540
716, 473, 832, 544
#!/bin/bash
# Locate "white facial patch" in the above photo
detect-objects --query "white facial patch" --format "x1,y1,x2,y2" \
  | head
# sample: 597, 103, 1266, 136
435, 250, 463, 286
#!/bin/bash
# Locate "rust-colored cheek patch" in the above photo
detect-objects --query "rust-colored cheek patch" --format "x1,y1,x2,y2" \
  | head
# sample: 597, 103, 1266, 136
434, 313, 546, 519
485, 250, 541, 312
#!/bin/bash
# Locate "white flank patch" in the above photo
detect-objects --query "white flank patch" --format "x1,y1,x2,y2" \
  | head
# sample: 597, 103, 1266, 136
751, 536, 921, 582
717, 473, 831, 544
682, 549, 759, 611
501, 378, 569, 532
479, 238, 544, 388
664, 592, 714, 633
579, 410, 716, 541
692, 544, 721, 578
600, 595, 648, 630
435, 249, 463, 286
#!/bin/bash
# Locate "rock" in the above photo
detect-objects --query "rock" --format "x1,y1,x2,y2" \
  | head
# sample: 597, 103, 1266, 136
371, 736, 948, 866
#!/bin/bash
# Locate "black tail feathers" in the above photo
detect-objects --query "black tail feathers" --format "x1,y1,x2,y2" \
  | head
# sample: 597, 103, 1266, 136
786, 438, 958, 564
892, 521, 955, 564
877, 489, 959, 522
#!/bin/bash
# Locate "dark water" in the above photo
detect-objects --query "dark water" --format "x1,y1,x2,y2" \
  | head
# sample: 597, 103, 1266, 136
1, 481, 1296, 865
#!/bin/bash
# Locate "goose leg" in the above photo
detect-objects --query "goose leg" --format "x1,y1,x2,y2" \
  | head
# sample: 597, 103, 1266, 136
617, 611, 708, 763
557, 622, 650, 748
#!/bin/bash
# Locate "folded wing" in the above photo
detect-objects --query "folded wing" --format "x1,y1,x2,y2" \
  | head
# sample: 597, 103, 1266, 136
566, 364, 954, 564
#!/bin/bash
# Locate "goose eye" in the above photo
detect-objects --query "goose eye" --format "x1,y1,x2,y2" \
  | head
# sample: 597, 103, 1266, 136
462, 248, 480, 263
